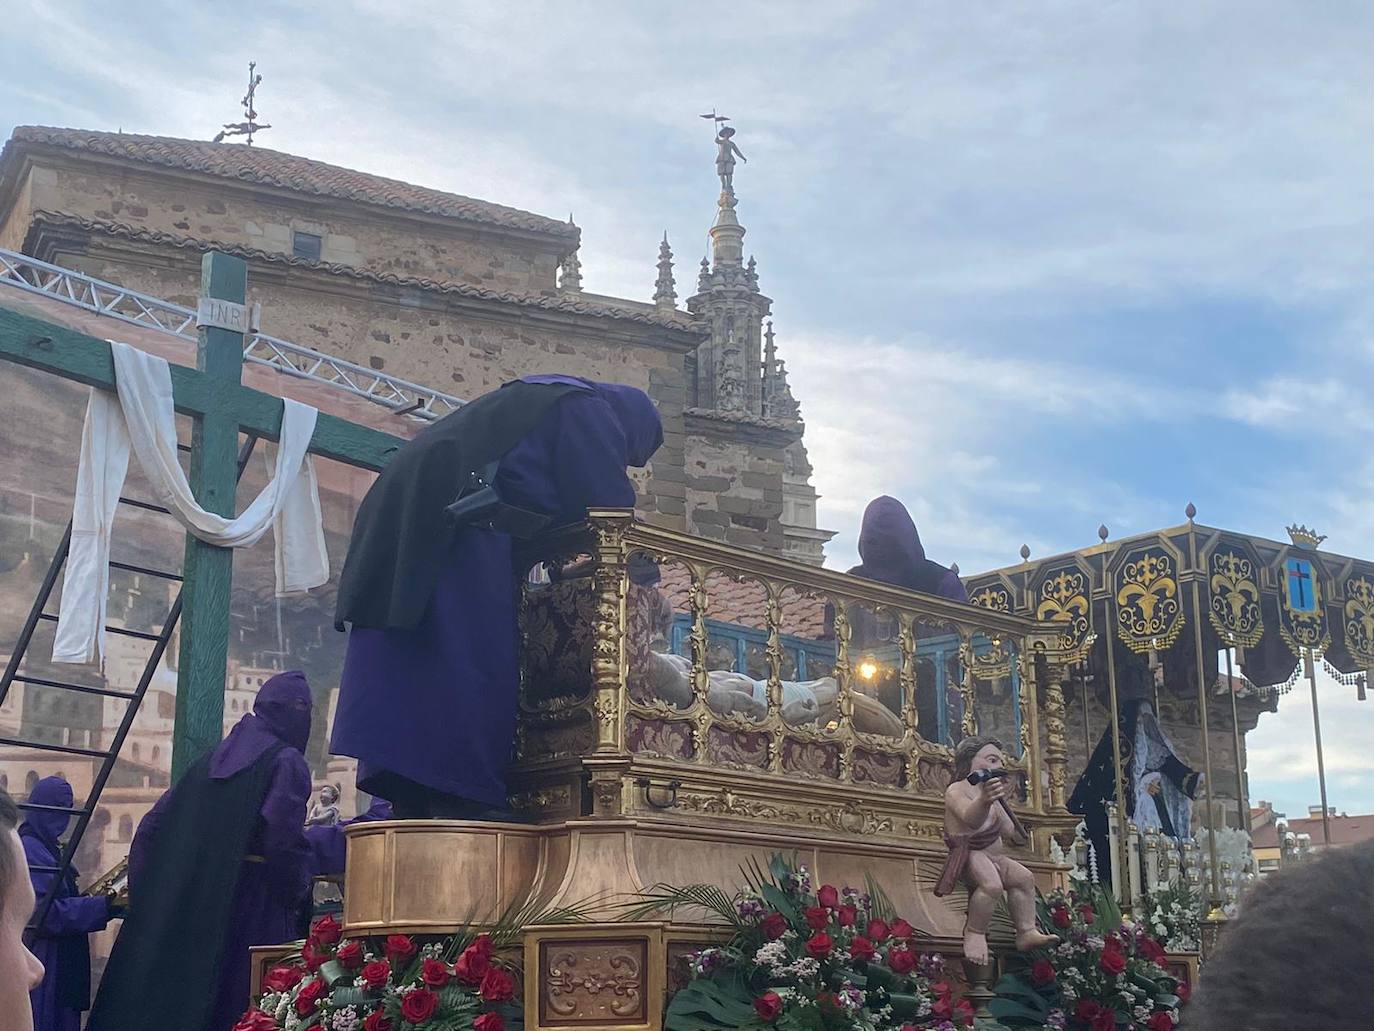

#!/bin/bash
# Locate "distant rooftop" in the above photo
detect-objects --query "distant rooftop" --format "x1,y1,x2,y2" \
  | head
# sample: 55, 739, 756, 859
2, 126, 579, 239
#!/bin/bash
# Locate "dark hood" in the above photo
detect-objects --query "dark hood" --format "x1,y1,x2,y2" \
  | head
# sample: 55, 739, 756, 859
209, 670, 313, 779
520, 374, 663, 467
20, 775, 74, 850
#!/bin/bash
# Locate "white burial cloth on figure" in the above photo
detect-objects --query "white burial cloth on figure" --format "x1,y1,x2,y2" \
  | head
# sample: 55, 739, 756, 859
53, 340, 329, 665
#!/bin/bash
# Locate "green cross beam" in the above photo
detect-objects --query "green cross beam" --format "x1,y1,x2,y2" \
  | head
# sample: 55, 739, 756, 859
0, 252, 402, 778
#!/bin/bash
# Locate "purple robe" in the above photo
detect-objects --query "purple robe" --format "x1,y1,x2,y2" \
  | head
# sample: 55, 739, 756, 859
124, 671, 313, 1031
330, 378, 662, 812
22, 776, 111, 1031
304, 799, 394, 877
847, 495, 968, 603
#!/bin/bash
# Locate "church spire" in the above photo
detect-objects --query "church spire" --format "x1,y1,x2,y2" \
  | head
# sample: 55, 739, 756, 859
653, 232, 677, 309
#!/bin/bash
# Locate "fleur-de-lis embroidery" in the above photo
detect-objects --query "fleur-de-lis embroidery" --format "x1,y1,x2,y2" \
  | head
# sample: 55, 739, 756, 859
1036, 570, 1091, 657
1209, 550, 1263, 646
1115, 550, 1183, 652
1345, 575, 1374, 666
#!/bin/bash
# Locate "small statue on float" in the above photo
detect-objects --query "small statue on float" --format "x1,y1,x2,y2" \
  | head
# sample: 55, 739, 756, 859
938, 735, 1059, 964
305, 783, 341, 827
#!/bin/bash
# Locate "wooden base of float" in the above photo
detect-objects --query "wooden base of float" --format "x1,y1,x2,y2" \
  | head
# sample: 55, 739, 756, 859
254, 815, 1073, 1031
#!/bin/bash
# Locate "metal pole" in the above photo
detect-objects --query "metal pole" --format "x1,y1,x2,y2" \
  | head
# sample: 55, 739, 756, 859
1305, 648, 1333, 847
1224, 642, 1251, 833
1188, 576, 1224, 913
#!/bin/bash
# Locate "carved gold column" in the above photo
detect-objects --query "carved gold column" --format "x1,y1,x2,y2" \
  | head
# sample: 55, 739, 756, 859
833, 603, 854, 782
899, 612, 918, 786
1018, 646, 1044, 812
687, 564, 710, 762
1040, 656, 1070, 812
588, 512, 631, 755
958, 639, 978, 738
765, 588, 785, 773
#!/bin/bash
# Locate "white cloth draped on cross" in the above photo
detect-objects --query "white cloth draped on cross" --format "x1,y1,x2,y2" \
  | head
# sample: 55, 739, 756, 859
53, 340, 329, 666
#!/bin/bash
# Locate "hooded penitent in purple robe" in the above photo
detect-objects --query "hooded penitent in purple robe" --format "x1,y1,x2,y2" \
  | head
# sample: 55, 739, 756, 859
330, 377, 663, 818
91, 671, 313, 1031
847, 496, 968, 603
21, 776, 112, 1031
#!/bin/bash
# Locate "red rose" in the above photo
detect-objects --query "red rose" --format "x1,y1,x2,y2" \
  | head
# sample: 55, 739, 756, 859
1177, 981, 1192, 1003
866, 918, 890, 941
761, 911, 788, 940
889, 918, 914, 940
262, 964, 306, 993
480, 966, 517, 1003
361, 961, 392, 991
421, 958, 451, 988
1090, 1012, 1116, 1031
1075, 1000, 1102, 1022
469, 934, 495, 957
1078, 904, 1096, 924
753, 991, 784, 1022
1051, 905, 1071, 929
336, 942, 365, 970
954, 998, 974, 1026
301, 943, 325, 972
310, 914, 342, 947
931, 995, 952, 1021
1138, 937, 1166, 963
401, 988, 439, 1025
837, 905, 858, 927
384, 935, 418, 964
849, 936, 876, 962
805, 932, 833, 959
805, 906, 830, 930
294, 978, 327, 1017
817, 884, 840, 909
455, 941, 493, 985
931, 982, 951, 999
1149, 1012, 1175, 1031
1031, 959, 1056, 986
232, 1011, 279, 1031
887, 947, 916, 974
1100, 948, 1126, 975
474, 1014, 504, 1031
363, 1011, 394, 1031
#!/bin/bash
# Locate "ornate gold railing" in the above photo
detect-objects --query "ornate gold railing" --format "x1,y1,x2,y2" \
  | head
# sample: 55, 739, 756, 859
512, 511, 1072, 844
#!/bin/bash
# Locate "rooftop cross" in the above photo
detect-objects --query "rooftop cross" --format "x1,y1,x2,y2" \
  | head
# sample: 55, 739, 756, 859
213, 62, 272, 146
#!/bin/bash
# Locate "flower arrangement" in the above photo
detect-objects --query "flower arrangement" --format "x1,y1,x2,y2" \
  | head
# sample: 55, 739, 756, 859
232, 915, 523, 1031
628, 854, 973, 1031
1140, 882, 1201, 954
989, 884, 1186, 1031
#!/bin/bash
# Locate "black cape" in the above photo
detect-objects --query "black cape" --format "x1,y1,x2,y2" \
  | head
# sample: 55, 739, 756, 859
334, 379, 585, 631
88, 747, 282, 1031
1068, 698, 1200, 886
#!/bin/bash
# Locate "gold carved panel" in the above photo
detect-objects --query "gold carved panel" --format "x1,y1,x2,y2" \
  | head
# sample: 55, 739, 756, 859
526, 924, 665, 1031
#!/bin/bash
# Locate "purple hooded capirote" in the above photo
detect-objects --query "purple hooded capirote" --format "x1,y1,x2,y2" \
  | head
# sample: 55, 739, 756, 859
21, 776, 112, 1031
330, 376, 662, 814
847, 496, 968, 603
125, 670, 313, 1030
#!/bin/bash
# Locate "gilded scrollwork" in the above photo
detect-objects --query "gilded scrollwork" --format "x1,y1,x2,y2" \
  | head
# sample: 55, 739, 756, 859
672, 786, 895, 837
970, 585, 1011, 613
1041, 674, 1069, 811
1115, 547, 1184, 653
545, 944, 645, 1020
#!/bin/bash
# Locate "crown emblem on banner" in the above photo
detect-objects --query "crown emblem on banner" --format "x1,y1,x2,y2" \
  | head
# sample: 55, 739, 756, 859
1286, 524, 1327, 550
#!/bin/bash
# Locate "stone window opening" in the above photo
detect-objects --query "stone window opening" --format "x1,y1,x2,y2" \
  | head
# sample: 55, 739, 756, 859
292, 231, 323, 262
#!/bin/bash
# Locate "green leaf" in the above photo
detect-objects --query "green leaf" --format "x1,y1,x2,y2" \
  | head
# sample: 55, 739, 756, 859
319, 959, 352, 987
987, 997, 1051, 1026
665, 978, 759, 1031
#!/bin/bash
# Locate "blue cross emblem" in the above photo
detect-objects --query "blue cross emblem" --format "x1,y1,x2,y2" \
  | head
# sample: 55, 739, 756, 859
1285, 557, 1317, 614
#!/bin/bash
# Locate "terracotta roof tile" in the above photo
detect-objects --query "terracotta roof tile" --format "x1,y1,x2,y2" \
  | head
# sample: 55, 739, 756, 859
1283, 813, 1374, 847
29, 211, 705, 335
6, 126, 577, 238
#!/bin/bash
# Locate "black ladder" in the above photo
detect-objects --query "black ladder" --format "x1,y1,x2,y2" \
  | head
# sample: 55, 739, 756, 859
0, 435, 258, 930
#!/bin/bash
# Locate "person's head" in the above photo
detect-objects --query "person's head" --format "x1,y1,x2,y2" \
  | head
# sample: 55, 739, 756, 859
0, 787, 44, 1031
1189, 841, 1374, 1029
952, 735, 1005, 783
590, 382, 663, 467
253, 670, 313, 754
320, 784, 339, 806
20, 776, 73, 845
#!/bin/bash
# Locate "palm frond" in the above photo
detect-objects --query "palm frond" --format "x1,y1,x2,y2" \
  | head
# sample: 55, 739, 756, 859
441, 890, 601, 960
864, 871, 900, 924
617, 882, 746, 928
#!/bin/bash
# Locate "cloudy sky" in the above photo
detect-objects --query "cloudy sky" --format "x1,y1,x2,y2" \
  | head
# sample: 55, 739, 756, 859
1, 1, 1369, 818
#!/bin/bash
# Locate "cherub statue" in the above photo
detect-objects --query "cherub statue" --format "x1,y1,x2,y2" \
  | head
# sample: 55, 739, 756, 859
306, 783, 341, 827
715, 126, 747, 196
937, 736, 1059, 964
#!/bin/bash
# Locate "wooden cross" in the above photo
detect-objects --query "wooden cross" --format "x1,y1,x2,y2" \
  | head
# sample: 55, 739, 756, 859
0, 252, 402, 777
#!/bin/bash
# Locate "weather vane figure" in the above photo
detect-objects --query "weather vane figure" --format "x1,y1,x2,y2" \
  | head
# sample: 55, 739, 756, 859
214, 62, 271, 146
700, 109, 746, 198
